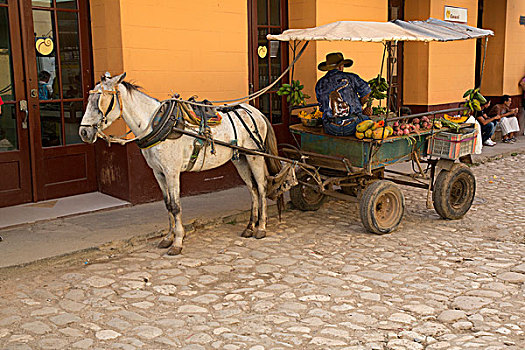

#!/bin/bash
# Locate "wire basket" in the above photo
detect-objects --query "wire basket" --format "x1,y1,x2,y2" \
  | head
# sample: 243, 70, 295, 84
427, 127, 477, 160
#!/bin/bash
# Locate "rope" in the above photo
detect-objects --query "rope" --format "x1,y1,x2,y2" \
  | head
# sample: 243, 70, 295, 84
169, 41, 310, 108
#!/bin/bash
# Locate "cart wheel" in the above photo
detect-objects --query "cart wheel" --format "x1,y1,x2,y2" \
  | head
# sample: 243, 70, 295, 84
290, 171, 326, 211
433, 163, 476, 220
360, 180, 404, 234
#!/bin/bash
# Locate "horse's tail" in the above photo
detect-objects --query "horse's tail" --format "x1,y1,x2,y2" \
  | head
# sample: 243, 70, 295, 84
262, 115, 285, 220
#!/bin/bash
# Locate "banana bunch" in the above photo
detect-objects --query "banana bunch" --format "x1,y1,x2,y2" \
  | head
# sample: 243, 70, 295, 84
462, 88, 487, 115
368, 74, 389, 100
277, 80, 310, 106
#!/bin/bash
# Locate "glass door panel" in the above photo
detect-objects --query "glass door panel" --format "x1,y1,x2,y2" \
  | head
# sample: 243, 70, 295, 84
0, 5, 17, 151
0, 0, 32, 206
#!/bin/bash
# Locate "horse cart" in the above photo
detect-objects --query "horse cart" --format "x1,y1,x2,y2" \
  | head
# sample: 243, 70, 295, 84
79, 19, 493, 254
264, 18, 494, 234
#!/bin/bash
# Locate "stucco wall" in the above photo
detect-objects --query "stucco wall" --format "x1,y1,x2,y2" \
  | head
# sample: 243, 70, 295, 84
91, 0, 248, 101
289, 0, 387, 106
405, 0, 478, 106
480, 0, 525, 97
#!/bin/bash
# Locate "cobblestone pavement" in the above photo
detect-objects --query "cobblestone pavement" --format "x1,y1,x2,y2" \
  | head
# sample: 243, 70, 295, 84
1, 155, 525, 350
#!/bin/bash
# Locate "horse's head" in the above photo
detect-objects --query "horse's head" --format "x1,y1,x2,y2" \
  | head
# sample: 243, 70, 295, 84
79, 72, 127, 143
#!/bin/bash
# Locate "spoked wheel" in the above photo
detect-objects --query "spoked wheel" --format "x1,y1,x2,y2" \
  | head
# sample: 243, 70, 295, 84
433, 163, 476, 219
360, 180, 405, 234
290, 171, 326, 211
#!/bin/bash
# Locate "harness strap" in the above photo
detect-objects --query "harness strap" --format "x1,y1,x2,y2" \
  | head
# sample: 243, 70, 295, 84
231, 108, 265, 151
239, 106, 265, 150
225, 111, 239, 161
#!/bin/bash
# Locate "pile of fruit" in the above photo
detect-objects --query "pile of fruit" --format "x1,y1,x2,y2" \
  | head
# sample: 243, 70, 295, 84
298, 108, 323, 127
298, 108, 322, 120
355, 116, 446, 140
355, 120, 394, 140
391, 116, 442, 136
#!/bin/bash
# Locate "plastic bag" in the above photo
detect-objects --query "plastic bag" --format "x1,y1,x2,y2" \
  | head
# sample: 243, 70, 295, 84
466, 116, 482, 154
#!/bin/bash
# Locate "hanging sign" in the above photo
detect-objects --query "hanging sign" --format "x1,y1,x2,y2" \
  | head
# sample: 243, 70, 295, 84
444, 6, 468, 23
257, 46, 267, 59
35, 37, 54, 56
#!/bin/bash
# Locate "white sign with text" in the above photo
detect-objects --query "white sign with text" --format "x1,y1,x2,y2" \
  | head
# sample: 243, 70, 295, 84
444, 6, 468, 23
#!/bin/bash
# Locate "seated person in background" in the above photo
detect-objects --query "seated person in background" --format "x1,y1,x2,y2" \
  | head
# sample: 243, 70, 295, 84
476, 100, 499, 146
315, 52, 371, 136
488, 95, 520, 143
38, 70, 53, 100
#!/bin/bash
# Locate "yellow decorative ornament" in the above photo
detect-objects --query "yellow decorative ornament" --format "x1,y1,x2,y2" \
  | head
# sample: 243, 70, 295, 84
443, 113, 468, 123
257, 46, 267, 58
36, 37, 54, 56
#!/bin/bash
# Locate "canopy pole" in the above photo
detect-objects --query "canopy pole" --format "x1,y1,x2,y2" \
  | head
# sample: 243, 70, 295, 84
385, 41, 396, 122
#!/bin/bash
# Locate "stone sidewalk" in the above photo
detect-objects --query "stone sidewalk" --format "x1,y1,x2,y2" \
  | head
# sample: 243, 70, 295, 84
0, 135, 523, 269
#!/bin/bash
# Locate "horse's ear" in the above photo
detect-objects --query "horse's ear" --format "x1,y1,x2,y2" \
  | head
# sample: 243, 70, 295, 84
116, 72, 127, 84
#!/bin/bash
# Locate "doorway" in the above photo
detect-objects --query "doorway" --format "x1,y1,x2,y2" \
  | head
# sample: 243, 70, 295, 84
0, 0, 95, 208
248, 0, 291, 144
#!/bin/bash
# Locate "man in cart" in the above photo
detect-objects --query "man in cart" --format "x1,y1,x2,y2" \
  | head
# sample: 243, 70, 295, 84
315, 52, 371, 136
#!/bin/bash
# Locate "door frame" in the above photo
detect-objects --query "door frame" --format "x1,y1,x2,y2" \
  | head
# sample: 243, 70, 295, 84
0, 0, 32, 206
247, 0, 291, 144
18, 0, 96, 202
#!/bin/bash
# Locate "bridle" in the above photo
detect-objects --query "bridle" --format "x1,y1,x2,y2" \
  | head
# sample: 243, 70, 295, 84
80, 87, 123, 131
80, 85, 160, 145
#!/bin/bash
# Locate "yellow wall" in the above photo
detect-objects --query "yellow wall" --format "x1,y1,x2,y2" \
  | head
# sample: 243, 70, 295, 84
405, 0, 478, 106
89, 0, 125, 135
482, 0, 525, 96
289, 0, 387, 105
503, 0, 525, 95
90, 0, 248, 101
288, 0, 317, 103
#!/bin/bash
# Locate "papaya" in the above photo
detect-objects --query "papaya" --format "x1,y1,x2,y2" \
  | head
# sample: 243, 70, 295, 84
444, 113, 468, 123
356, 120, 374, 132
364, 129, 373, 139
370, 122, 381, 131
385, 126, 394, 136
372, 128, 389, 140
355, 131, 365, 139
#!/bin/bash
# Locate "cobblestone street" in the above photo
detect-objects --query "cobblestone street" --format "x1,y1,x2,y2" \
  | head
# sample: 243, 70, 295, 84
1, 155, 524, 350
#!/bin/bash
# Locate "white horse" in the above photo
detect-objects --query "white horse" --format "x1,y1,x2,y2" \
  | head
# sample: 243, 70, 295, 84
79, 73, 282, 255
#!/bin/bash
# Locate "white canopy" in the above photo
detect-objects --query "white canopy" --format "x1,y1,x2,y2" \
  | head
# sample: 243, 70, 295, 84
267, 18, 493, 42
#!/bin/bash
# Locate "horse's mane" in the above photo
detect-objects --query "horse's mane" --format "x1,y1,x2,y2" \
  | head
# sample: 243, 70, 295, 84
121, 81, 142, 93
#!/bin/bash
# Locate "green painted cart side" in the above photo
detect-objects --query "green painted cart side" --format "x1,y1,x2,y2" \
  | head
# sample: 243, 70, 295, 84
290, 124, 431, 171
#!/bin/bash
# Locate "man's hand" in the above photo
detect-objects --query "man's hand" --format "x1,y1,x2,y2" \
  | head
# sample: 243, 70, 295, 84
512, 108, 518, 114
360, 92, 370, 106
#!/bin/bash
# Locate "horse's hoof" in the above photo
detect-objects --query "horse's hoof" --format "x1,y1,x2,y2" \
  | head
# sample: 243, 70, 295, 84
167, 246, 182, 255
158, 238, 173, 249
241, 228, 254, 238
254, 229, 266, 239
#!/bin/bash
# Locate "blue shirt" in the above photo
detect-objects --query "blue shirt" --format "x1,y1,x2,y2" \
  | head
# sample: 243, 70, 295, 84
315, 70, 371, 121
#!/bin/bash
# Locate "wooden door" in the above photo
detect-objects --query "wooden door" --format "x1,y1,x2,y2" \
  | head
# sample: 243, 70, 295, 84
0, 0, 32, 207
20, 0, 96, 203
248, 0, 292, 144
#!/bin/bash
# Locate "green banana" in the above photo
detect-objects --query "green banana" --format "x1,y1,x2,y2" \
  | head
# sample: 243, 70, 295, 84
474, 92, 487, 104
463, 89, 474, 98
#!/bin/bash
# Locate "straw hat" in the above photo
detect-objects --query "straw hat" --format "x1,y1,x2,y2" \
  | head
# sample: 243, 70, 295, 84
318, 52, 354, 71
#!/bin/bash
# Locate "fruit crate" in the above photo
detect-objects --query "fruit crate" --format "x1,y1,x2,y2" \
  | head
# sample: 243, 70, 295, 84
427, 127, 477, 160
